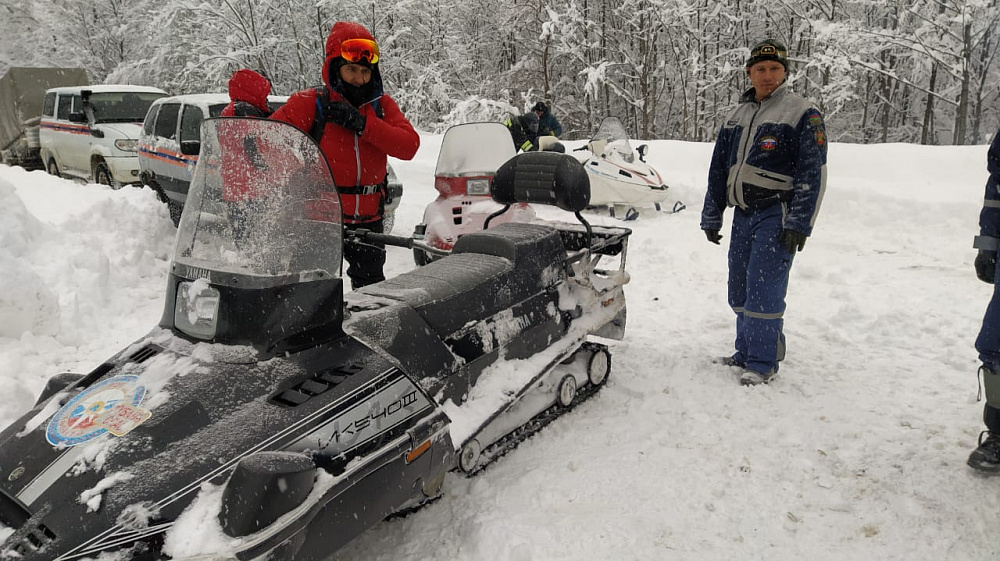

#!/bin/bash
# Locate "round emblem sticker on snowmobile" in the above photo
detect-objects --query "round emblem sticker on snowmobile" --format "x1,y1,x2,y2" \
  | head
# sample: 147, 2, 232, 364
8, 466, 24, 482
45, 376, 147, 447
760, 136, 778, 151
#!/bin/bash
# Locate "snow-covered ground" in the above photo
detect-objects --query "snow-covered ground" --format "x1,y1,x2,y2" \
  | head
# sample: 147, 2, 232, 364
0, 134, 998, 560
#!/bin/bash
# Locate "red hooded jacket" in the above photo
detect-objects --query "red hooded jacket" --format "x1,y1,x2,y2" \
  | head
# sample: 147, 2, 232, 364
222, 69, 272, 117
220, 69, 275, 202
271, 22, 419, 224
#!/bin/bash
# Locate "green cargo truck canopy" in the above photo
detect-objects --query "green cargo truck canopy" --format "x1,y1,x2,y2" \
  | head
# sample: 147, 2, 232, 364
0, 67, 89, 150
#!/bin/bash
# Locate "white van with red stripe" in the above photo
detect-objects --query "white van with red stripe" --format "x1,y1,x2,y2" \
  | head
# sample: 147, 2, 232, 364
39, 85, 167, 188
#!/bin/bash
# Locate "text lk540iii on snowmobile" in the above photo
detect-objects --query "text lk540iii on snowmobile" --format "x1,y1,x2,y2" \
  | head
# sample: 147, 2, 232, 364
0, 118, 632, 561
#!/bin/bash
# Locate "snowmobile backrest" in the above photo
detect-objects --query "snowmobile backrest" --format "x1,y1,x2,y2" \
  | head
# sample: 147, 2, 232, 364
490, 151, 590, 213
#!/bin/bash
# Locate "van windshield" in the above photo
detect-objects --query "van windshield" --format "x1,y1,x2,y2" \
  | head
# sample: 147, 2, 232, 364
89, 92, 167, 123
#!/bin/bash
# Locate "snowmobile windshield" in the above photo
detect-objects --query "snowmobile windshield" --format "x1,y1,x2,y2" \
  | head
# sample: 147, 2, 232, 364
172, 118, 343, 287
436, 122, 516, 177
590, 118, 634, 163
590, 117, 631, 145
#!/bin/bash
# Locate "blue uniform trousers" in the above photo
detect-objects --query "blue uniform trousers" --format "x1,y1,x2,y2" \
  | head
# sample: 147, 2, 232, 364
728, 204, 794, 376
975, 264, 1000, 432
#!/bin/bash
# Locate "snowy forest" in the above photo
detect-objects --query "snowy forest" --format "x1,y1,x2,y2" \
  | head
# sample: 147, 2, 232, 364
0, 0, 998, 144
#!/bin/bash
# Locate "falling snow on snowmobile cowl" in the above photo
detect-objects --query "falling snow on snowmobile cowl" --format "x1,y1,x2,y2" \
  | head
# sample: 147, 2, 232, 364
0, 118, 632, 561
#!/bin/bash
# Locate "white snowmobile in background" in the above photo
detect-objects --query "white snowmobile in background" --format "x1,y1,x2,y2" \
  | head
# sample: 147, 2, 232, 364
575, 117, 684, 220
413, 122, 536, 265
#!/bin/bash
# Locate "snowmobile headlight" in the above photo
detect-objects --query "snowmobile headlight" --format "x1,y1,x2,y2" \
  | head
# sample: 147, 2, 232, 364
466, 178, 489, 196
174, 281, 220, 340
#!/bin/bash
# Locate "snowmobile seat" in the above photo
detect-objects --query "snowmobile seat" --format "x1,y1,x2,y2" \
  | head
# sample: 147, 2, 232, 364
452, 222, 566, 281
358, 223, 566, 338
357, 252, 517, 337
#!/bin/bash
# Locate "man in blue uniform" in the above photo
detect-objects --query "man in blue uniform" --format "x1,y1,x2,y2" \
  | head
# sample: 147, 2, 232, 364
701, 39, 828, 386
969, 130, 1000, 473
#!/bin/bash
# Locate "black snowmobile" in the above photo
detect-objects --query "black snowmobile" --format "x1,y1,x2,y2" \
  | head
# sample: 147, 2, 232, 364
0, 118, 632, 561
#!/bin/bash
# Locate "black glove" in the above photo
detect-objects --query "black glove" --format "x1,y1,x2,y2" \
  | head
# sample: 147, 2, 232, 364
704, 229, 722, 245
323, 101, 366, 134
778, 229, 807, 253
976, 250, 997, 284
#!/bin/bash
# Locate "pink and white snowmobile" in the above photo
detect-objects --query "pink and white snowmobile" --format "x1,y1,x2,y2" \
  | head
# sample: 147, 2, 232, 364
412, 122, 536, 265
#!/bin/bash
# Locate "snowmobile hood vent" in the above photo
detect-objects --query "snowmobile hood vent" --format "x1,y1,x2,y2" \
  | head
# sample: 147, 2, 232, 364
127, 344, 161, 364
7, 520, 57, 557
270, 363, 364, 407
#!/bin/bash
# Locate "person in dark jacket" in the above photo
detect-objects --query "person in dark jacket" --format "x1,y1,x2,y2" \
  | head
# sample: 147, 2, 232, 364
271, 21, 419, 289
701, 39, 828, 386
533, 101, 562, 138
503, 111, 539, 152
969, 129, 1000, 473
222, 69, 272, 117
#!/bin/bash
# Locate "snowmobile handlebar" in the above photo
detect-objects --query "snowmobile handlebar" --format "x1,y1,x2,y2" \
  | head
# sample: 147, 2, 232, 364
347, 228, 449, 257
347, 228, 414, 248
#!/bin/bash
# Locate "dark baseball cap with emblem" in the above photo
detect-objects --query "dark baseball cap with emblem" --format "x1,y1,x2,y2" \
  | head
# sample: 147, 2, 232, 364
746, 39, 788, 70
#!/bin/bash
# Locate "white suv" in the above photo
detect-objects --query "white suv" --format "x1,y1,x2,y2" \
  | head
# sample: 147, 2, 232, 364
40, 85, 168, 188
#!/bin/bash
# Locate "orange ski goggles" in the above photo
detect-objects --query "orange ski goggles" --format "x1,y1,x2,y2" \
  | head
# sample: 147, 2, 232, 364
340, 38, 380, 64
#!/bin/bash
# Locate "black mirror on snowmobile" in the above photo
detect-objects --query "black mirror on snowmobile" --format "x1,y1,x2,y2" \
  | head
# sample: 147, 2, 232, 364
637, 144, 648, 162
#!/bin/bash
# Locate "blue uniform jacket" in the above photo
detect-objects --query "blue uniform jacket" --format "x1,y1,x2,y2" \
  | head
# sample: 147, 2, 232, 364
977, 132, 1000, 248
701, 84, 828, 236
539, 113, 562, 138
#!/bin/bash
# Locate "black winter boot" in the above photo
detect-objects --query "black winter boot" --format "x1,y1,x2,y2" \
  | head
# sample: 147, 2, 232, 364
968, 431, 1000, 474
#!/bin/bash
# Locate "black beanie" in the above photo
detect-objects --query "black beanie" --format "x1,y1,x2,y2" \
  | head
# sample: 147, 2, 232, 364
746, 39, 788, 70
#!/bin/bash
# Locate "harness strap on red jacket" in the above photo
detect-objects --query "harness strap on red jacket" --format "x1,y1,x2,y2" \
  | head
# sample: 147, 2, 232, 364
308, 86, 388, 224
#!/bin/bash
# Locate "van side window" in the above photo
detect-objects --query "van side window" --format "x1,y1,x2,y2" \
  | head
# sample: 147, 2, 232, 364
154, 104, 181, 141
56, 95, 72, 120
71, 95, 82, 113
143, 105, 158, 136
43, 93, 56, 117
179, 106, 205, 143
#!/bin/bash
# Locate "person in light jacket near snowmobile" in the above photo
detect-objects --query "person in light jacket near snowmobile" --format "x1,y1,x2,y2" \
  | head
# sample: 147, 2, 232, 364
700, 38, 828, 386
271, 21, 419, 289
969, 129, 1000, 473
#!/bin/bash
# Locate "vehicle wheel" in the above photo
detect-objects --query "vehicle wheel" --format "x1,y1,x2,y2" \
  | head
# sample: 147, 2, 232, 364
94, 162, 121, 190
167, 199, 183, 227
459, 439, 482, 474
148, 179, 169, 203
47, 159, 60, 177
556, 374, 577, 407
587, 347, 611, 386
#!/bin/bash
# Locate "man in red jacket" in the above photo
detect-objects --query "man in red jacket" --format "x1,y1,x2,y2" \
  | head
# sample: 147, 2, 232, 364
271, 21, 420, 289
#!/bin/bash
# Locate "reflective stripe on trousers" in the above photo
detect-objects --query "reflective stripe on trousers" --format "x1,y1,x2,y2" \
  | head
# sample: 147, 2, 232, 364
728, 203, 794, 375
